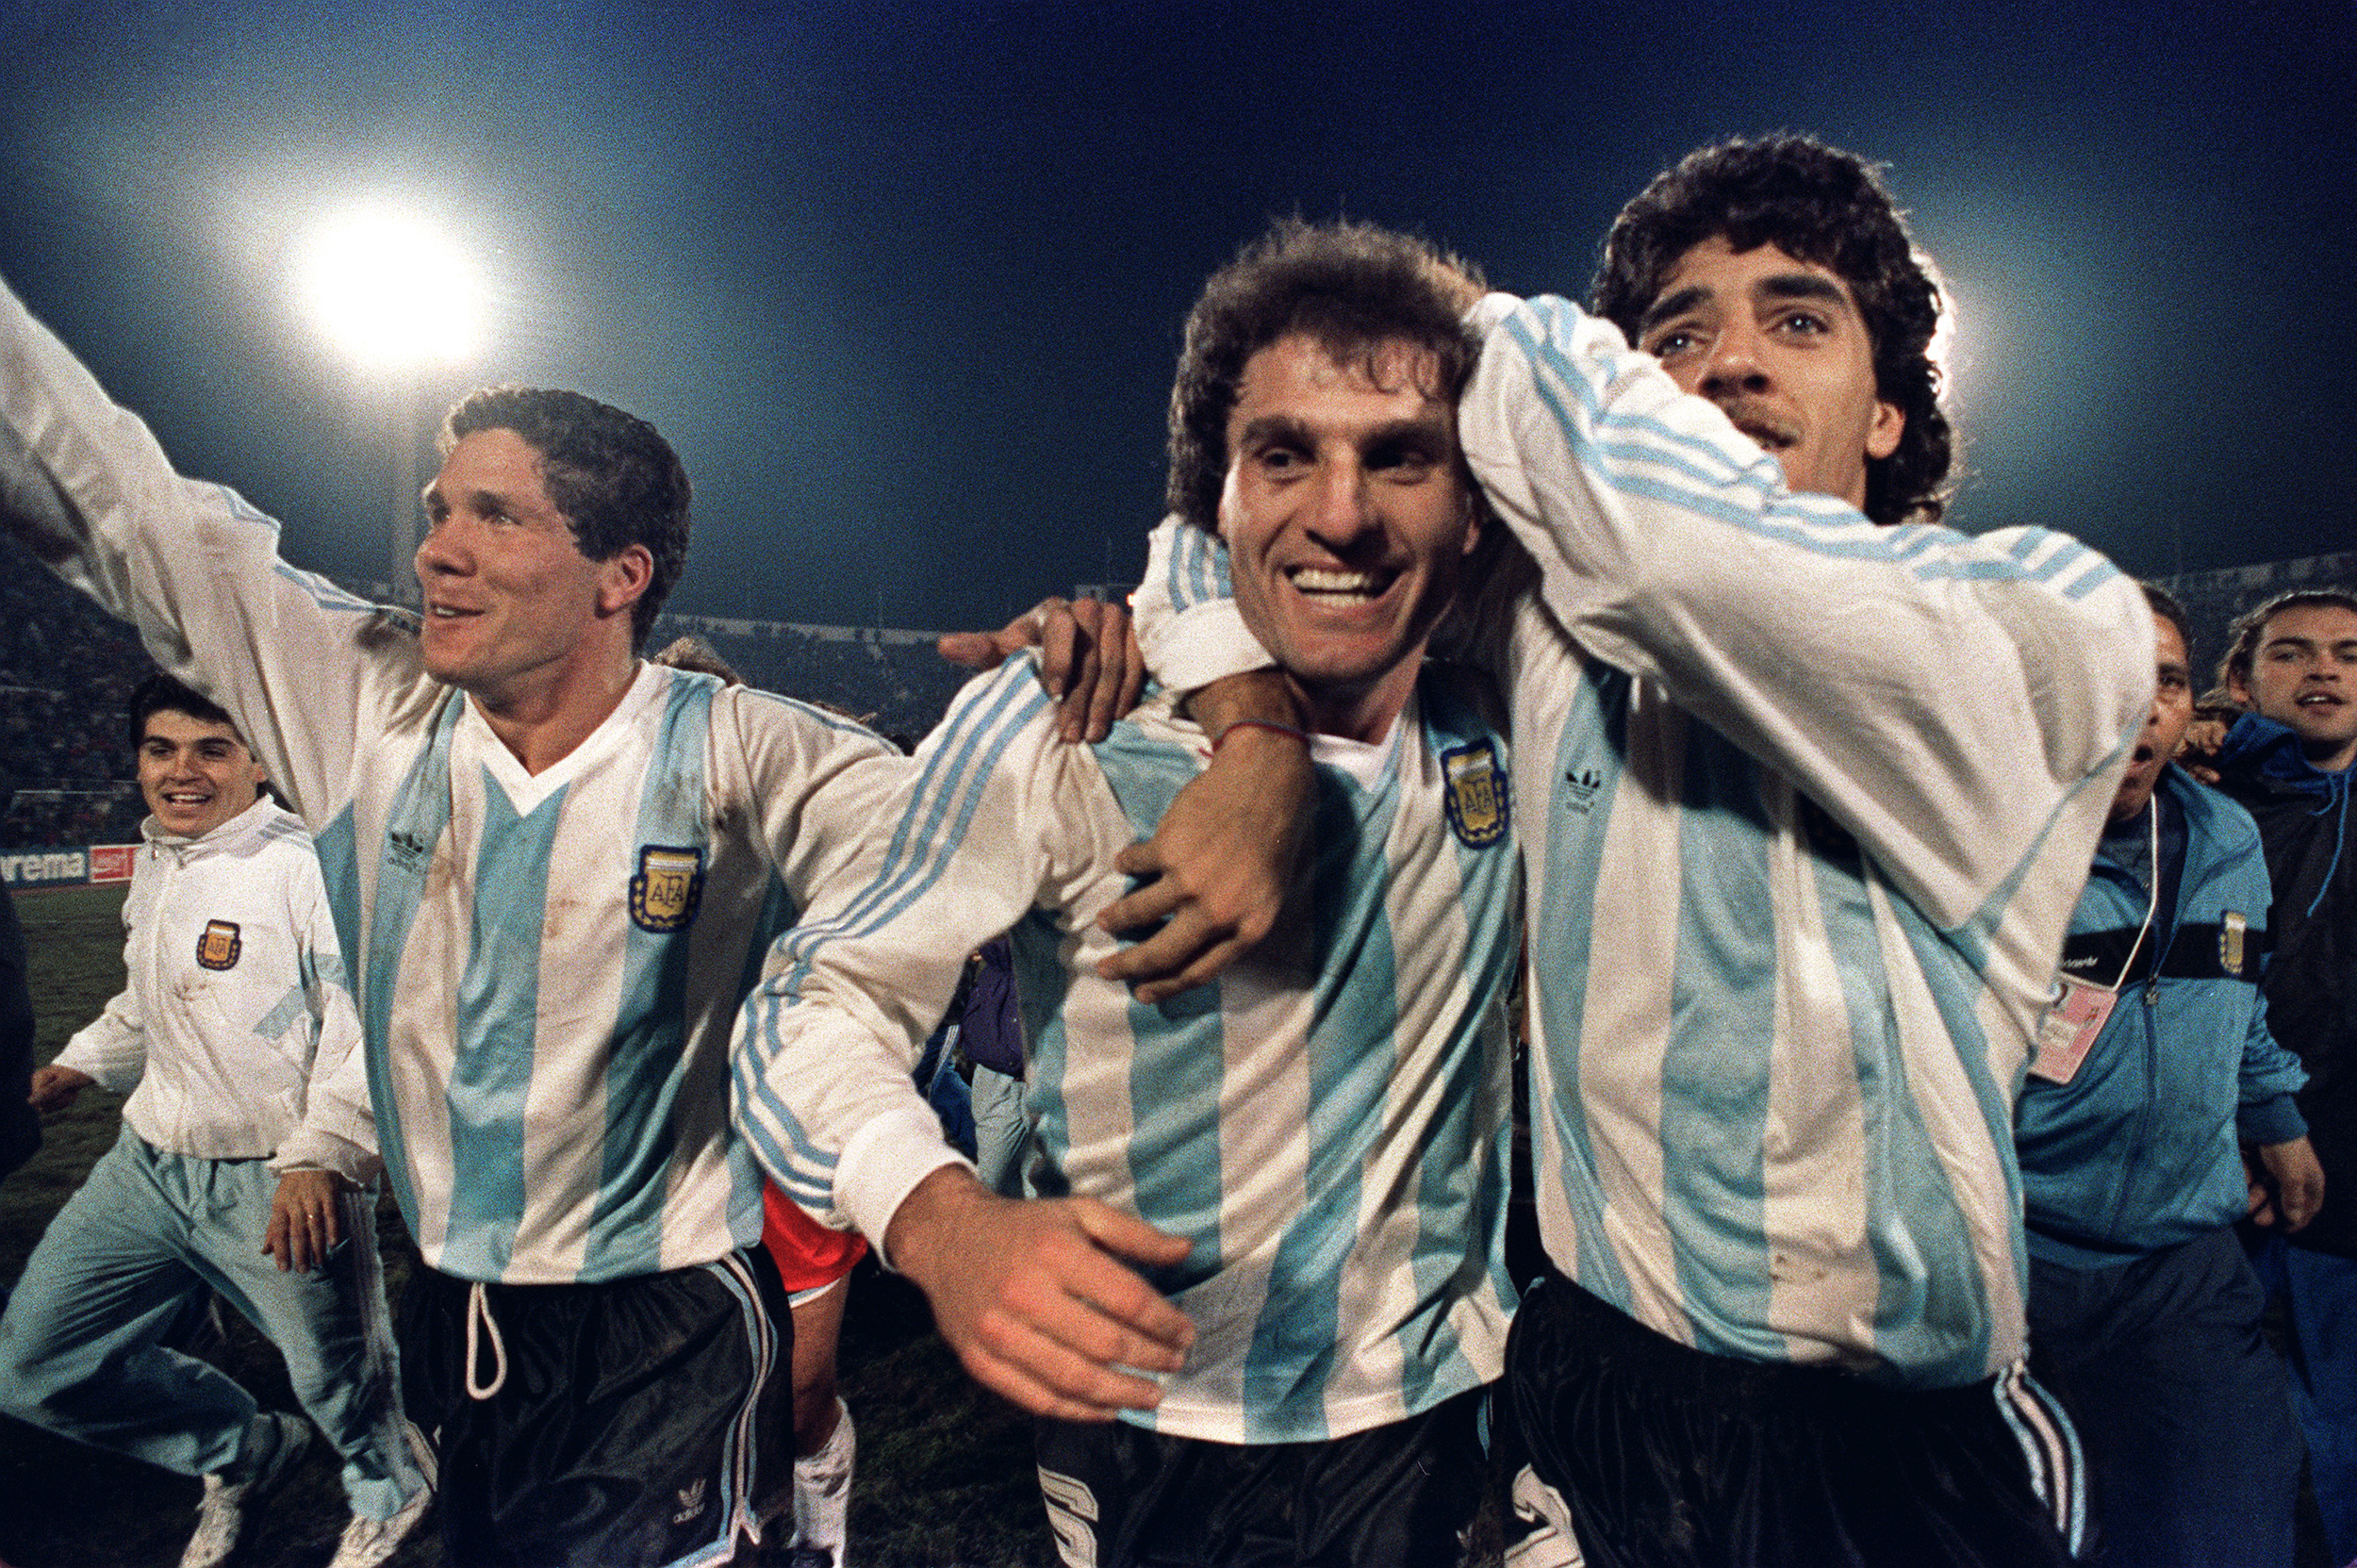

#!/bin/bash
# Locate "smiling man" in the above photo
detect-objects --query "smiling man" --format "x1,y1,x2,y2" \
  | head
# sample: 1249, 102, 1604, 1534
2205, 586, 2357, 1563
738, 221, 1520, 1567
0, 675, 426, 1568
1128, 138, 2151, 1566
0, 290, 905, 1566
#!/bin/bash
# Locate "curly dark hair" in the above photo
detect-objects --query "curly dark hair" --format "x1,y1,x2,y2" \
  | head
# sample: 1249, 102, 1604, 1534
1591, 135, 1951, 527
1167, 219, 1486, 532
439, 387, 691, 649
2212, 587, 2357, 703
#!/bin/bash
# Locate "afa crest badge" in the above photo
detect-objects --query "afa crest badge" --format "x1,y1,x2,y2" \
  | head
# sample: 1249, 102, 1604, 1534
630, 846, 705, 933
1442, 739, 1509, 848
195, 919, 242, 971
2220, 911, 2249, 978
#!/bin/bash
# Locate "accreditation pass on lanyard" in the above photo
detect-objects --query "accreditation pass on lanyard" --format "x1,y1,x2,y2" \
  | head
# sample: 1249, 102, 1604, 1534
2031, 809, 2161, 1085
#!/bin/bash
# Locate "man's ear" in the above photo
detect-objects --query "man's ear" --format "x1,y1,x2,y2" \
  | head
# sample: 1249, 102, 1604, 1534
599, 544, 655, 619
1867, 399, 1904, 461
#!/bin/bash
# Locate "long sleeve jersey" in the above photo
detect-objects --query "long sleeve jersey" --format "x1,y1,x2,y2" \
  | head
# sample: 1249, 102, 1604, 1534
55, 797, 362, 1161
737, 659, 1520, 1444
1135, 292, 2152, 1389
0, 277, 905, 1283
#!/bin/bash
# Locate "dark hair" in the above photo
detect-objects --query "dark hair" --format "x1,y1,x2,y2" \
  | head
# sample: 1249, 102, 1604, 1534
1167, 219, 1486, 532
128, 673, 238, 755
440, 387, 691, 649
2213, 587, 2357, 701
2139, 583, 2193, 665
1591, 135, 1952, 527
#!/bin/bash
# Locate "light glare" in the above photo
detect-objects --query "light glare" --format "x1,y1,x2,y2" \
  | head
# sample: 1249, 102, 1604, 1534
298, 206, 480, 370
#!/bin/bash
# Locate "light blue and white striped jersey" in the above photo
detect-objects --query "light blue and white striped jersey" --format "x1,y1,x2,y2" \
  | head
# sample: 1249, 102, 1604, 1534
1136, 292, 2152, 1389
0, 277, 906, 1285
737, 657, 1520, 1444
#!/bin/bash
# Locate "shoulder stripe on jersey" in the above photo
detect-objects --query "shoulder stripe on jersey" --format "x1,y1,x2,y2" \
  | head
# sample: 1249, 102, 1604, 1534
272, 560, 384, 616
255, 817, 315, 848
734, 683, 893, 744
1166, 520, 1230, 614
773, 660, 1047, 989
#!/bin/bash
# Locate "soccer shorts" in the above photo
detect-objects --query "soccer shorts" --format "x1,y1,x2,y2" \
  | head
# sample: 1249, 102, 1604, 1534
400, 1250, 790, 1568
760, 1179, 866, 1296
1031, 1386, 1486, 1567
1503, 1276, 2084, 1568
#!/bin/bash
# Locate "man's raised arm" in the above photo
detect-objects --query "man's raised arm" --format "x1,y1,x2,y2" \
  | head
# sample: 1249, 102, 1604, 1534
0, 275, 418, 821
1458, 289, 2151, 924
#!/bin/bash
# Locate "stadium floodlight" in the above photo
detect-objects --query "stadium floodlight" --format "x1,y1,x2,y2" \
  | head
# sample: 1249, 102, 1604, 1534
295, 204, 481, 371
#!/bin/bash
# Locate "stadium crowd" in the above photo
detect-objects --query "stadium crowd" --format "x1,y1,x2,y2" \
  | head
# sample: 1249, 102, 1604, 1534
0, 130, 2352, 1568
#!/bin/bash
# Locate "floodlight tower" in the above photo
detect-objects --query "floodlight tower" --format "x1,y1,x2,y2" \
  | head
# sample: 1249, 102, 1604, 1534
294, 206, 482, 599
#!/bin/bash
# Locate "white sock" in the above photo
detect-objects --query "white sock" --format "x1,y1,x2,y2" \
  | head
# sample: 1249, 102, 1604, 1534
792, 1399, 854, 1564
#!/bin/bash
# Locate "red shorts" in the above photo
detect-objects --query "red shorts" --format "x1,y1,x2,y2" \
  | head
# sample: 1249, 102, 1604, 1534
761, 1180, 866, 1295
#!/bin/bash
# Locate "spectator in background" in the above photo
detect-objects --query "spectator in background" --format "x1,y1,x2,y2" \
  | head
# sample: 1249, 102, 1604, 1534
2014, 584, 2316, 1568
0, 675, 425, 1568
958, 938, 1028, 1195
2202, 586, 2357, 1566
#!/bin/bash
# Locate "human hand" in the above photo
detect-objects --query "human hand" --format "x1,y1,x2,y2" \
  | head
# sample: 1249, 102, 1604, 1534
27, 1065, 94, 1113
888, 1166, 1194, 1421
1097, 723, 1314, 1003
2251, 1136, 2326, 1232
937, 597, 1144, 742
1096, 674, 1313, 1003
265, 1168, 346, 1272
2180, 716, 2231, 785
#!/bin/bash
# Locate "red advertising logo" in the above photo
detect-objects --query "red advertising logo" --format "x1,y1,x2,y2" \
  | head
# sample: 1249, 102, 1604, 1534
88, 844, 137, 885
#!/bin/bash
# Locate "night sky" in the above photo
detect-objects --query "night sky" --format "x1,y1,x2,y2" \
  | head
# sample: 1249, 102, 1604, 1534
2, 0, 2350, 632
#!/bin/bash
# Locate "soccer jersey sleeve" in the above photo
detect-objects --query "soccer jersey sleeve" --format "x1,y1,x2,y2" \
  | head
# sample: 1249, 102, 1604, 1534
717, 685, 908, 913
0, 276, 425, 823
1131, 294, 2153, 932
1459, 291, 2152, 928
733, 657, 1112, 1257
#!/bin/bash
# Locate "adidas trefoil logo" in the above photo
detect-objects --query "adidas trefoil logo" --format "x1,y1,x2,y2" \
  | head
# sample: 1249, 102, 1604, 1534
672, 1477, 708, 1525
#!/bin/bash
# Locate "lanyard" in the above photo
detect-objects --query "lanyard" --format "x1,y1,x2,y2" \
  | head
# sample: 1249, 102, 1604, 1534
2085, 802, 2162, 997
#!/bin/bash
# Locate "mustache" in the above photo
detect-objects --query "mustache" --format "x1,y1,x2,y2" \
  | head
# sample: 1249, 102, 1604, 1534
1710, 398, 1800, 451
